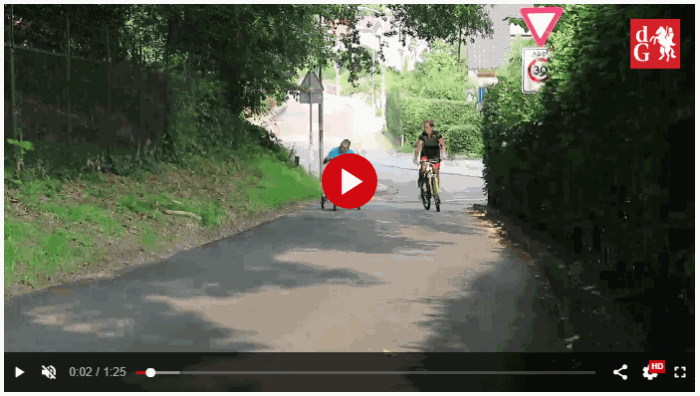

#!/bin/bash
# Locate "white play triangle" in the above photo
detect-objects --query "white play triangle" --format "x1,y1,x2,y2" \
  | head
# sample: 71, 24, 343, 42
341, 169, 363, 195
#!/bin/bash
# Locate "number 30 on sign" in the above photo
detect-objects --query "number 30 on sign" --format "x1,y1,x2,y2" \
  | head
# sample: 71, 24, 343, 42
522, 47, 550, 94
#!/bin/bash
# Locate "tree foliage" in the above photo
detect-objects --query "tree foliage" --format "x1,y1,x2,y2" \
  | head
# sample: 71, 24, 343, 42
481, 4, 694, 352
7, 4, 389, 117
387, 4, 495, 47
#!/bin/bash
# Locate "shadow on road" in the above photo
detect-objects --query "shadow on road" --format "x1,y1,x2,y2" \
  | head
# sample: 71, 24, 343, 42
402, 256, 564, 353
5, 204, 484, 352
395, 246, 568, 391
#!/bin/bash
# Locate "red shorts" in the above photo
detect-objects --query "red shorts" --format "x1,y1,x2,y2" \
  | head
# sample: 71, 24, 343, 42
420, 157, 440, 169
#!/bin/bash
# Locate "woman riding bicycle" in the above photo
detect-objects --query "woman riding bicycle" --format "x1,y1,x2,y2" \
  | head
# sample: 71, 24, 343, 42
413, 120, 447, 192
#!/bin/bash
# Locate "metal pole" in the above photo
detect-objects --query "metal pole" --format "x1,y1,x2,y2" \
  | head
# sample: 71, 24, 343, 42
319, 95, 323, 179
309, 101, 312, 173
335, 37, 341, 95
380, 37, 386, 117
319, 70, 324, 179
372, 49, 375, 111
66, 15, 72, 148
106, 28, 113, 148
309, 102, 313, 148
318, 15, 324, 179
9, 5, 17, 141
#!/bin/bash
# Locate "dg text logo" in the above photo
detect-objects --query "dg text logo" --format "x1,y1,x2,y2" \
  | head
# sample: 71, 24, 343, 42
630, 19, 680, 69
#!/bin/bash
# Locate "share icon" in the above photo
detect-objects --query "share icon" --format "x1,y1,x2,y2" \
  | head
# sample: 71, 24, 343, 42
614, 364, 628, 380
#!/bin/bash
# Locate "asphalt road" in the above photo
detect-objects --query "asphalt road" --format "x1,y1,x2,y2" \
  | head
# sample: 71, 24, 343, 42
5, 94, 565, 355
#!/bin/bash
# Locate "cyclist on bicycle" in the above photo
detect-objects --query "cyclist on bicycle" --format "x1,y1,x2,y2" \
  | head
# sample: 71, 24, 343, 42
413, 120, 447, 192
323, 139, 355, 164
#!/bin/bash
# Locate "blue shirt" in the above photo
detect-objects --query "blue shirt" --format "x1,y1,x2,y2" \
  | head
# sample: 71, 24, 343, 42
328, 147, 355, 160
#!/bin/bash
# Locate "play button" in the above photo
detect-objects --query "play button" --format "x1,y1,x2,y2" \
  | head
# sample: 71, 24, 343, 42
322, 154, 377, 209
341, 169, 362, 194
16, 367, 24, 378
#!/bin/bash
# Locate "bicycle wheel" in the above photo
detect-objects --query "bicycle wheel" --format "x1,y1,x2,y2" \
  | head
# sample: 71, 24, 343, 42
430, 179, 440, 212
421, 178, 431, 210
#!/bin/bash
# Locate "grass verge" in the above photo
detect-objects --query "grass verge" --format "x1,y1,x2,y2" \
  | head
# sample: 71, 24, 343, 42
4, 149, 322, 298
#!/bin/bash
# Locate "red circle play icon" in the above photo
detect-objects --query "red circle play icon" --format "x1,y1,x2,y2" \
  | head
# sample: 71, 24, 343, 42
322, 154, 378, 209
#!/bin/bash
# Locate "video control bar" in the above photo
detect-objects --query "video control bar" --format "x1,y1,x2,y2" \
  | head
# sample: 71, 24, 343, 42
5, 352, 693, 392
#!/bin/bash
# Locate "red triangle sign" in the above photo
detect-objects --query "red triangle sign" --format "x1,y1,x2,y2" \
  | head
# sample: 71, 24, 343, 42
520, 7, 564, 47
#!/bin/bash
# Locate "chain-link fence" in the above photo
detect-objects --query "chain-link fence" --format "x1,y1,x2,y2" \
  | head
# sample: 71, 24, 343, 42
4, 7, 192, 153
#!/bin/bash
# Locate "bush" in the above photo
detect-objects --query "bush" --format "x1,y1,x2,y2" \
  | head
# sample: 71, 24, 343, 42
386, 92, 480, 153
480, 5, 695, 351
443, 123, 484, 155
410, 40, 474, 101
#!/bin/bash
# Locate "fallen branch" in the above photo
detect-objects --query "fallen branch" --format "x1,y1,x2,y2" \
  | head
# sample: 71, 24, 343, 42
162, 209, 202, 221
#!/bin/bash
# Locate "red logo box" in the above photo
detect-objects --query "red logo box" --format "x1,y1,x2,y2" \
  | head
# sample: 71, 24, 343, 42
630, 19, 680, 69
649, 360, 666, 374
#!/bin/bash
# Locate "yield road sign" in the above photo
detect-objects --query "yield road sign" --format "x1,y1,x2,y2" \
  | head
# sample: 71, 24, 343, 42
520, 7, 564, 47
522, 47, 550, 94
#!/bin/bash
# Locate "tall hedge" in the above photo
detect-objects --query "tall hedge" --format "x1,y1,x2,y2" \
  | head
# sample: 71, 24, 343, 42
443, 123, 484, 155
386, 91, 481, 152
481, 4, 694, 352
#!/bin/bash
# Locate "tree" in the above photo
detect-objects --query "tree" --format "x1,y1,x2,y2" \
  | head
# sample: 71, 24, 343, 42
7, 5, 392, 128
386, 5, 495, 62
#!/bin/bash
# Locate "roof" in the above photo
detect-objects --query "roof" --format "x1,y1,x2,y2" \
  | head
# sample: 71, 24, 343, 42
466, 4, 533, 70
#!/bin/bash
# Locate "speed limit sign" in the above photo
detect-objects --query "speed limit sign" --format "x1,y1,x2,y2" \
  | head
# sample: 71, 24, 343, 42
522, 47, 550, 93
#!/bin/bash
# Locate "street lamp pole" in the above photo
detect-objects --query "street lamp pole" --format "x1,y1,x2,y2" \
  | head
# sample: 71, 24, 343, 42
372, 49, 375, 111
378, 34, 386, 117
319, 14, 324, 179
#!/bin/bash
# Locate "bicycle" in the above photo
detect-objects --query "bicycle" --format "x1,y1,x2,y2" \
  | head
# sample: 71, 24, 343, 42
419, 159, 441, 212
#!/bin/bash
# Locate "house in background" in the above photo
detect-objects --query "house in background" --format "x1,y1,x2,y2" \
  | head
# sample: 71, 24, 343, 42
466, 4, 533, 91
356, 14, 430, 73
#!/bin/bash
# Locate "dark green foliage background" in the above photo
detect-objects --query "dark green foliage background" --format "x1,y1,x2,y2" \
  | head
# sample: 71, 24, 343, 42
481, 4, 694, 351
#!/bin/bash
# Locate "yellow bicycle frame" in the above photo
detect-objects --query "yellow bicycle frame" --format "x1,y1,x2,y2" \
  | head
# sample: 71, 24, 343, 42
422, 162, 440, 194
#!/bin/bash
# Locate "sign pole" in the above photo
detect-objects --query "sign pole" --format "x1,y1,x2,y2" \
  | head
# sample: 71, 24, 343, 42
372, 49, 375, 111
299, 68, 324, 176
309, 100, 312, 173
319, 67, 323, 179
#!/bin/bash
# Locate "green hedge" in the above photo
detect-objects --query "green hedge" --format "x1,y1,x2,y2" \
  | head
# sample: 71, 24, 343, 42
386, 91, 481, 153
480, 5, 694, 352
443, 123, 484, 155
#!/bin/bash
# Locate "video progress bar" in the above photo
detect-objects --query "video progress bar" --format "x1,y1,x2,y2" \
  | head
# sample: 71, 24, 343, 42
138, 371, 597, 376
